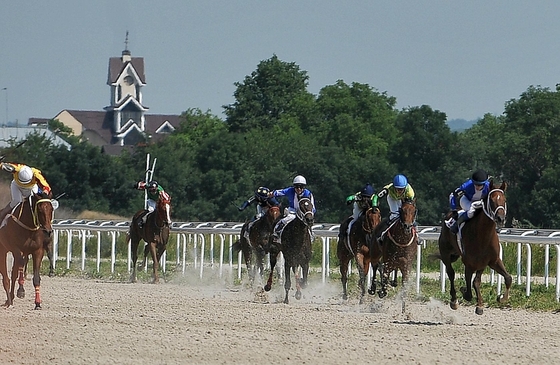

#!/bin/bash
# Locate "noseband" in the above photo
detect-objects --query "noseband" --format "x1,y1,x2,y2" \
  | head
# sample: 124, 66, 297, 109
296, 197, 314, 225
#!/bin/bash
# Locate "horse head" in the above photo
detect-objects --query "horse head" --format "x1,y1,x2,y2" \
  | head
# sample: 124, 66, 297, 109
156, 194, 172, 227
266, 205, 281, 226
33, 193, 54, 236
399, 198, 417, 233
296, 197, 314, 227
484, 180, 507, 228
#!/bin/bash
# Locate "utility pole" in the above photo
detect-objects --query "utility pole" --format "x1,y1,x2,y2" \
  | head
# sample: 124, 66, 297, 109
1, 88, 7, 124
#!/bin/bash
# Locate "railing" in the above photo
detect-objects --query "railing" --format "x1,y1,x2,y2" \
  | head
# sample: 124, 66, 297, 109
50, 220, 560, 301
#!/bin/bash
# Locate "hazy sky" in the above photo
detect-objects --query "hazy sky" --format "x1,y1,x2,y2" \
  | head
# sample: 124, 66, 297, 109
1, 1, 559, 125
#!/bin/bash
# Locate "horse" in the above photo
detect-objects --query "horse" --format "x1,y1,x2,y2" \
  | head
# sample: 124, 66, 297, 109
436, 180, 511, 315
337, 206, 382, 303
128, 196, 172, 283
264, 197, 314, 304
370, 198, 418, 301
232, 205, 281, 285
0, 193, 54, 309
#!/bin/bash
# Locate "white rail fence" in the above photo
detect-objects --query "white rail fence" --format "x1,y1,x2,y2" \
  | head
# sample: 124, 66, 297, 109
50, 220, 560, 301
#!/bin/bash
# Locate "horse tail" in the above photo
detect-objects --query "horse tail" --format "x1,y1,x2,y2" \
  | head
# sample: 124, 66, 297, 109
428, 252, 442, 261
232, 239, 242, 253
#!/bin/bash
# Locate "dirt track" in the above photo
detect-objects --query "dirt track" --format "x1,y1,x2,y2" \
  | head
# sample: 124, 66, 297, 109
0, 272, 559, 365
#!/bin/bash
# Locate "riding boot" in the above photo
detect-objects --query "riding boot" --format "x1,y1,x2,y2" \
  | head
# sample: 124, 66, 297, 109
137, 211, 148, 229
375, 218, 389, 245
450, 212, 467, 235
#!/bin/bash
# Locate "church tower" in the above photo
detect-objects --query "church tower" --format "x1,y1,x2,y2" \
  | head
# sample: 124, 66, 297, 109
104, 32, 149, 146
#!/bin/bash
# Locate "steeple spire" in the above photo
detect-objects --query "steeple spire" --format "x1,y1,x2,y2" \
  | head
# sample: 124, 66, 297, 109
122, 31, 131, 57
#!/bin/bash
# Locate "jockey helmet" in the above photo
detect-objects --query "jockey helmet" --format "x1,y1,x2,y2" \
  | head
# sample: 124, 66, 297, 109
293, 175, 307, 186
471, 169, 488, 185
148, 181, 158, 191
18, 166, 33, 184
256, 186, 270, 199
361, 183, 375, 198
393, 174, 408, 189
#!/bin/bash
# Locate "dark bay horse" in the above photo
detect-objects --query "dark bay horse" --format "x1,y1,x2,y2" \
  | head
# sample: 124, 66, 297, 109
437, 180, 511, 315
370, 198, 418, 300
232, 205, 281, 285
128, 196, 172, 283
0, 193, 54, 309
337, 207, 381, 303
264, 197, 314, 304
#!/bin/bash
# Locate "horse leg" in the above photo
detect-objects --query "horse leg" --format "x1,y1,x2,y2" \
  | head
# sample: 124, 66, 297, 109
264, 248, 278, 292
130, 237, 140, 283
339, 254, 350, 300
0, 250, 12, 307
15, 253, 26, 299
444, 261, 458, 310
489, 259, 513, 303
378, 262, 389, 299
148, 242, 159, 284
283, 262, 292, 304
355, 253, 367, 304
461, 266, 474, 302
472, 269, 484, 315
31, 253, 42, 310
294, 266, 302, 301
368, 261, 378, 296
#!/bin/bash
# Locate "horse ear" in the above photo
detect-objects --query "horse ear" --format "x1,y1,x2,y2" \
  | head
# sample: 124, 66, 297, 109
500, 180, 507, 191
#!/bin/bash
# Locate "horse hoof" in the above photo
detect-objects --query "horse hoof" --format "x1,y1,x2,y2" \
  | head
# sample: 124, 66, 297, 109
378, 290, 387, 299
264, 284, 271, 292
295, 291, 302, 300
34, 304, 42, 310
368, 288, 375, 295
390, 280, 398, 288
17, 289, 25, 299
450, 301, 459, 310
475, 307, 483, 315
342, 294, 348, 300
497, 294, 507, 303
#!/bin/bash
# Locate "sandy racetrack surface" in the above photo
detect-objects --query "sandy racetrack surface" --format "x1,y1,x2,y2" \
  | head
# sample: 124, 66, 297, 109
1, 272, 559, 365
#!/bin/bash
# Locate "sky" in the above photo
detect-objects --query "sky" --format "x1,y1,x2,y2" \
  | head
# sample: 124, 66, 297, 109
1, 1, 560, 126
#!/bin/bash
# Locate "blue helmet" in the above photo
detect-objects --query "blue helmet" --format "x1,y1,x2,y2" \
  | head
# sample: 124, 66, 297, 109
361, 183, 375, 197
393, 174, 408, 189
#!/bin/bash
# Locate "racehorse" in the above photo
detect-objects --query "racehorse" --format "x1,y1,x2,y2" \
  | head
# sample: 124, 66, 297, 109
264, 197, 314, 304
436, 180, 511, 315
128, 196, 172, 283
370, 198, 418, 300
337, 206, 381, 303
0, 193, 54, 309
232, 205, 281, 285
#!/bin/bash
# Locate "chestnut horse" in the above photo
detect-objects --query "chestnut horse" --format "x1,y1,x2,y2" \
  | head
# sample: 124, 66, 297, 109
232, 205, 281, 285
264, 197, 314, 304
0, 193, 54, 309
128, 196, 172, 283
437, 180, 511, 315
370, 198, 418, 301
337, 206, 381, 303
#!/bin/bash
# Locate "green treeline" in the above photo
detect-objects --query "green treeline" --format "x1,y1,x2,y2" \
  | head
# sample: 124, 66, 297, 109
3, 55, 560, 228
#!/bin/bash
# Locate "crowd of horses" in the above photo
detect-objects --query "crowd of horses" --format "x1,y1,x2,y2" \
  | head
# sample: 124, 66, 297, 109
0, 179, 511, 315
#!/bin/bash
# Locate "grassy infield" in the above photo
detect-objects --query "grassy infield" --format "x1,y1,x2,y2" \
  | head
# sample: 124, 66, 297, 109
44, 234, 560, 312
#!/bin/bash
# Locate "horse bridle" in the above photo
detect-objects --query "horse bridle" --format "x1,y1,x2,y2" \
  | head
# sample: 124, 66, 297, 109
9, 196, 53, 232
296, 197, 314, 225
482, 188, 507, 222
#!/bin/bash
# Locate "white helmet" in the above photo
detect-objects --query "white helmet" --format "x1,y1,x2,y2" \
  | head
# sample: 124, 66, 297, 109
18, 166, 33, 184
293, 175, 307, 185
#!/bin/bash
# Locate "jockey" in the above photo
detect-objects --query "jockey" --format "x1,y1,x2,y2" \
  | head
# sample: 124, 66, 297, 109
133, 180, 170, 228
373, 174, 415, 244
238, 186, 280, 221
344, 183, 376, 239
0, 161, 51, 223
447, 169, 490, 234
269, 175, 316, 245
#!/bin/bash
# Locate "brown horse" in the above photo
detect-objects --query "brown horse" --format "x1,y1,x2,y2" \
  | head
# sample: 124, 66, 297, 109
337, 207, 381, 303
232, 205, 281, 285
370, 198, 418, 300
128, 196, 172, 283
264, 197, 314, 304
0, 193, 54, 309
437, 180, 511, 315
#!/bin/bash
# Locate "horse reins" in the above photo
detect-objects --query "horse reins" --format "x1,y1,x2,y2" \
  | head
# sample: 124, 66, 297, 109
9, 197, 52, 231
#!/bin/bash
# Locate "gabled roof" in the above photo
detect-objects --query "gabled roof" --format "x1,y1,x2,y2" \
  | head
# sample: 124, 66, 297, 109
107, 57, 146, 84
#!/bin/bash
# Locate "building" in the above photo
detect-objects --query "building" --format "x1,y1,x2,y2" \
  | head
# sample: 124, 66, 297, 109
30, 36, 181, 155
